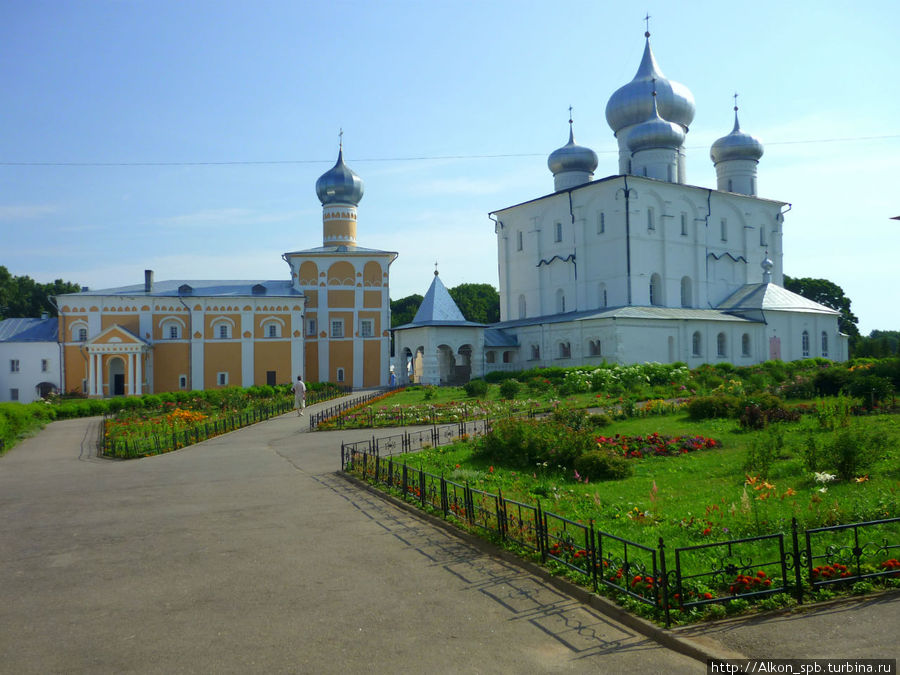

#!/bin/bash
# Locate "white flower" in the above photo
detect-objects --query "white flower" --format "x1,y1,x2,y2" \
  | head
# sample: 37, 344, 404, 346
818, 486, 828, 494
814, 472, 836, 484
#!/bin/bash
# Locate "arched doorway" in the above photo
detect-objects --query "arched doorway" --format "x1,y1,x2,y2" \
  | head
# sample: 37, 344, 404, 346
108, 357, 126, 397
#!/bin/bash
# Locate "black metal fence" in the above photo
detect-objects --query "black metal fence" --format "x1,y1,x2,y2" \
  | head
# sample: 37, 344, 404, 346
341, 443, 900, 627
307, 387, 402, 430
102, 399, 297, 458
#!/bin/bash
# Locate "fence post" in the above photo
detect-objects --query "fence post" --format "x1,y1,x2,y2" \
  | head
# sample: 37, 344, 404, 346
419, 467, 425, 508
440, 475, 448, 517
496, 489, 505, 541
791, 517, 804, 604
537, 500, 546, 563
589, 520, 598, 593
402, 462, 408, 498
387, 457, 393, 488
659, 537, 671, 629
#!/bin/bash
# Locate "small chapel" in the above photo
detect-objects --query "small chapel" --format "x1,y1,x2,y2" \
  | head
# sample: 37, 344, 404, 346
392, 30, 846, 386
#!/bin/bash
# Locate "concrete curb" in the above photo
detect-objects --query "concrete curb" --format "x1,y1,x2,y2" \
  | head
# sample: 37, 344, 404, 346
336, 470, 749, 666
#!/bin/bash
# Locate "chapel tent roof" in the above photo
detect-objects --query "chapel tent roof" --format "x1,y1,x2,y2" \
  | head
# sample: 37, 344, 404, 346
394, 273, 485, 329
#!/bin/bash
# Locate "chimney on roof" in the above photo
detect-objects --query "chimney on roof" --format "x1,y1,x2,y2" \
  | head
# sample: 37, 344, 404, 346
144, 269, 153, 293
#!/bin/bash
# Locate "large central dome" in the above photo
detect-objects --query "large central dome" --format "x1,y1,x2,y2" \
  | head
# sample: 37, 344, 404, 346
606, 34, 695, 135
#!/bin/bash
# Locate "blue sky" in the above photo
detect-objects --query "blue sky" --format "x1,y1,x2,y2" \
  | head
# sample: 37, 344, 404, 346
2, 0, 898, 334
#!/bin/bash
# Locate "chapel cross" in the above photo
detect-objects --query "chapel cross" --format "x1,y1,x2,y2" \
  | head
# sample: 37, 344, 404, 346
644, 13, 651, 35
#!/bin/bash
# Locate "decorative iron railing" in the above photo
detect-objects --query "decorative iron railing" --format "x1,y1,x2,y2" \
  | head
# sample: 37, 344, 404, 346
341, 442, 900, 627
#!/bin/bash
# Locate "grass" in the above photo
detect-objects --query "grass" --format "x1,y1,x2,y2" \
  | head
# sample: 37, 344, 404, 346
393, 412, 900, 550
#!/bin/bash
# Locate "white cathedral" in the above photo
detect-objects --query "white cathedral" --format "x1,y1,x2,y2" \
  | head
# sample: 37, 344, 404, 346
392, 31, 847, 386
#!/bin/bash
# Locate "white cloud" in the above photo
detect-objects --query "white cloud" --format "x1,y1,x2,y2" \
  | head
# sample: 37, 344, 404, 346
0, 204, 61, 221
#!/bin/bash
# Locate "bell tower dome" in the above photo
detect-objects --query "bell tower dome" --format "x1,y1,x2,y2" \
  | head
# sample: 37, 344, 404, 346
315, 132, 364, 247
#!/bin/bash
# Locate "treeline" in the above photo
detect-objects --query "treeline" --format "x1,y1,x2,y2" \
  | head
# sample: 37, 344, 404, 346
391, 282, 499, 326
0, 266, 82, 319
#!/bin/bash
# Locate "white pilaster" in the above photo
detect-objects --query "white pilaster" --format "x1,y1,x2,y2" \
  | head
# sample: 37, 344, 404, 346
241, 309, 254, 387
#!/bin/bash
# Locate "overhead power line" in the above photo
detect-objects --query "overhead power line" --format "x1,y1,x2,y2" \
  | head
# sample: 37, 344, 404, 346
1, 134, 898, 167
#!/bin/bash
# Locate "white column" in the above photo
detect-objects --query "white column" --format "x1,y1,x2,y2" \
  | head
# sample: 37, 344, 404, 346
135, 351, 143, 395
128, 353, 135, 395
241, 309, 254, 387
88, 351, 95, 397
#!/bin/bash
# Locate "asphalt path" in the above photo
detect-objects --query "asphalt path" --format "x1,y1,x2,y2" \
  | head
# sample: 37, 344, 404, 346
0, 405, 705, 674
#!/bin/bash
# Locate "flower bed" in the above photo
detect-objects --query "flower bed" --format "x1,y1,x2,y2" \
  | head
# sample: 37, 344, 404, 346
596, 432, 721, 459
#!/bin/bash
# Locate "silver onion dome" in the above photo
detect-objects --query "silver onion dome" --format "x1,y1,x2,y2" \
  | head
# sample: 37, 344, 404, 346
606, 34, 695, 134
626, 93, 685, 153
315, 147, 364, 206
710, 109, 764, 164
548, 122, 599, 175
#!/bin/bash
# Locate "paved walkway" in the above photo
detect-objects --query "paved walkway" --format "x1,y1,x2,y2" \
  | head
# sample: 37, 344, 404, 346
0, 400, 896, 673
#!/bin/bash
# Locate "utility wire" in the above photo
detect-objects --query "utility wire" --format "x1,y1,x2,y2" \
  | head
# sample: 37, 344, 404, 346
2, 134, 898, 167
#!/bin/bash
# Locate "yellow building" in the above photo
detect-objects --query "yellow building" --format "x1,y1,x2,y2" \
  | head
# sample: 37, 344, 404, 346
55, 146, 396, 396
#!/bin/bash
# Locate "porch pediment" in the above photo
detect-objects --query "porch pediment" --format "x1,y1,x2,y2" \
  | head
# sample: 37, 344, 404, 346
85, 325, 150, 353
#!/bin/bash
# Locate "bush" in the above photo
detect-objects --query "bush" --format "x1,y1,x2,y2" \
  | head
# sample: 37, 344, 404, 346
573, 449, 632, 481
423, 385, 437, 401
687, 394, 741, 420
813, 368, 851, 396
847, 374, 893, 410
476, 418, 595, 469
499, 379, 521, 400
464, 379, 489, 398
526, 376, 554, 394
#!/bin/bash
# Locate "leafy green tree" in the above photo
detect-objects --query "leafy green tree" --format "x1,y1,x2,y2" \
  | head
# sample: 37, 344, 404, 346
0, 265, 82, 319
783, 275, 859, 337
390, 294, 424, 327
851, 330, 900, 357
448, 283, 500, 324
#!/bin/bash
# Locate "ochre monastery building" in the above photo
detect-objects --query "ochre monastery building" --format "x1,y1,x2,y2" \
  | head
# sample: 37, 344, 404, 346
55, 144, 396, 397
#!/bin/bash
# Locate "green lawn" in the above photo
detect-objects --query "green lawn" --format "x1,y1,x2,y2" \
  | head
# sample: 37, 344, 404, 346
395, 412, 900, 550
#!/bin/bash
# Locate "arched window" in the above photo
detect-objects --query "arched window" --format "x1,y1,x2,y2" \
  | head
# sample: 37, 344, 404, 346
717, 332, 727, 358
78, 327, 88, 342
486, 351, 496, 364
692, 331, 702, 357
556, 289, 566, 313
650, 273, 662, 306
821, 332, 829, 358
802, 330, 810, 357
554, 222, 563, 242
680, 277, 692, 308
219, 324, 229, 339
169, 325, 179, 339
589, 340, 601, 356
268, 324, 278, 338
742, 333, 751, 357
558, 342, 571, 359
502, 351, 513, 363
531, 345, 540, 360
518, 295, 526, 319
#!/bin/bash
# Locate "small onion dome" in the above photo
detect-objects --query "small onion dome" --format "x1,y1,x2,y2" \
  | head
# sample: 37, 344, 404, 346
606, 34, 695, 134
710, 109, 764, 164
626, 93, 685, 154
761, 256, 774, 274
547, 122, 598, 176
315, 147, 364, 206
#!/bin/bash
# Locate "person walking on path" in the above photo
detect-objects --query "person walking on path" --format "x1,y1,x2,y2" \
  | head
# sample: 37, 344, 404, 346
291, 376, 306, 416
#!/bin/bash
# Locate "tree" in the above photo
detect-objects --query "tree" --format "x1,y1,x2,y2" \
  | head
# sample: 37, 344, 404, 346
783, 275, 860, 337
0, 266, 82, 319
390, 294, 424, 328
448, 283, 500, 324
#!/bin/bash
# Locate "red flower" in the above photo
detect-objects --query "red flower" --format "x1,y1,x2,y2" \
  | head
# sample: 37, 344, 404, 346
703, 592, 713, 600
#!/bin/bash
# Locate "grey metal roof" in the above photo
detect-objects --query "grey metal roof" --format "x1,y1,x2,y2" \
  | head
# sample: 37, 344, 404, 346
56, 279, 303, 299
283, 245, 398, 257
492, 305, 760, 330
716, 283, 838, 314
0, 317, 58, 342
484, 328, 518, 347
